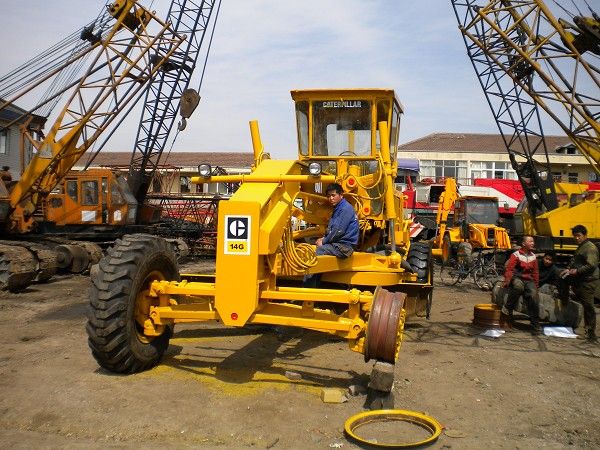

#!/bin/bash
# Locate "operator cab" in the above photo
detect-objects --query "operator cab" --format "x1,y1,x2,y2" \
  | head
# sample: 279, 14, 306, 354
291, 89, 403, 168
45, 170, 138, 227
291, 89, 403, 218
455, 196, 500, 225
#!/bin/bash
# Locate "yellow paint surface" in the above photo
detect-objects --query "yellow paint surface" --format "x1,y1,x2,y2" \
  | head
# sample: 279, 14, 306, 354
137, 336, 323, 398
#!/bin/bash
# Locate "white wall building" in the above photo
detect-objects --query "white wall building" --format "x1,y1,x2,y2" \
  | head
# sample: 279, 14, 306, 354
398, 132, 596, 184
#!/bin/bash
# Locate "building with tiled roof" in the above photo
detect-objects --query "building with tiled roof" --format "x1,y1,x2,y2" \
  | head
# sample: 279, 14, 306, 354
75, 151, 254, 194
77, 151, 254, 172
398, 132, 596, 184
0, 99, 46, 178
72, 132, 596, 194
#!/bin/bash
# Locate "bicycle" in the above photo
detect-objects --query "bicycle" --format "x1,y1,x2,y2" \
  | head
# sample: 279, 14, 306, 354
439, 250, 500, 289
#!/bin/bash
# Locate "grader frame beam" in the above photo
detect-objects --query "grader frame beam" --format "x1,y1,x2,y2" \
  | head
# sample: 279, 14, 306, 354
147, 284, 370, 336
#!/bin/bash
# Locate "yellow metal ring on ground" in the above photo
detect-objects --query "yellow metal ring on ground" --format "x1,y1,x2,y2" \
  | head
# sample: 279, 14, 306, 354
344, 409, 442, 448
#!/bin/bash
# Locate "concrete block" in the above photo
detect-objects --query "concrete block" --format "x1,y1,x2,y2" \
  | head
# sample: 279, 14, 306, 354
285, 370, 302, 381
348, 384, 367, 396
368, 361, 395, 392
320, 388, 347, 403
365, 389, 395, 410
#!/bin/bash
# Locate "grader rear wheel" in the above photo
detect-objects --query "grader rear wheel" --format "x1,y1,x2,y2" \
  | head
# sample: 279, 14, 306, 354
364, 287, 406, 363
86, 234, 180, 373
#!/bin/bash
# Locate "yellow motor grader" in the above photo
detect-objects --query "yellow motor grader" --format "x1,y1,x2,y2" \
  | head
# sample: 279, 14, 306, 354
87, 89, 433, 374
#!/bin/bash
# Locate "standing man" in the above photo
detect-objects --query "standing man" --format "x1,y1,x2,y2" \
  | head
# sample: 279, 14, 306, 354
561, 225, 598, 342
304, 183, 359, 287
502, 235, 541, 334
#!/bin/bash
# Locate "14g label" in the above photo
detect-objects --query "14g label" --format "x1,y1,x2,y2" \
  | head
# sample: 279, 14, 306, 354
224, 216, 250, 255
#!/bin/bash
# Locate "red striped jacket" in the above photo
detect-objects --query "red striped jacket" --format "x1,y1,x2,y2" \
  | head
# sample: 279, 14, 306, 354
504, 248, 539, 287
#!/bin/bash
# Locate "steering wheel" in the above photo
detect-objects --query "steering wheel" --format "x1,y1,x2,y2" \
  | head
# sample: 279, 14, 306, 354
338, 150, 358, 157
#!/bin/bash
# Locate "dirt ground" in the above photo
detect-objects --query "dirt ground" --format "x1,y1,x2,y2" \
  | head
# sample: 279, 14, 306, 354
1, 260, 599, 449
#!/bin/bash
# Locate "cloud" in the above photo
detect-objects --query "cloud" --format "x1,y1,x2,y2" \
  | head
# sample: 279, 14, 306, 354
0, 0, 577, 160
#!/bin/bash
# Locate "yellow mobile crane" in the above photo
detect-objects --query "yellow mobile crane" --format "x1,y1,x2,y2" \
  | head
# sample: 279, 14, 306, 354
452, 0, 600, 252
87, 88, 434, 374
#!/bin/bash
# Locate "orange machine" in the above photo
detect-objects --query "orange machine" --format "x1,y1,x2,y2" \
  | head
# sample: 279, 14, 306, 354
44, 169, 137, 228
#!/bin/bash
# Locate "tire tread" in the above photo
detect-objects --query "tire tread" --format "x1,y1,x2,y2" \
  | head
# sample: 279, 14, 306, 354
86, 234, 179, 374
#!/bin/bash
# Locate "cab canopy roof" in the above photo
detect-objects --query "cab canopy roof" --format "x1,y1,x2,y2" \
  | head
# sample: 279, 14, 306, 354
290, 88, 403, 112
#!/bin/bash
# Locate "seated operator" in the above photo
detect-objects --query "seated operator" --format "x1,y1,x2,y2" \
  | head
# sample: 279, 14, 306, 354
304, 183, 359, 288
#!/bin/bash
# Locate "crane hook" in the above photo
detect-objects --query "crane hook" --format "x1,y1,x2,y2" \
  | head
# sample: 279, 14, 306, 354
178, 88, 201, 131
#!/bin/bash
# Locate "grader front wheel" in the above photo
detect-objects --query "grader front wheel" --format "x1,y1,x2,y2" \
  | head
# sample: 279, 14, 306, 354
86, 234, 180, 373
364, 287, 406, 363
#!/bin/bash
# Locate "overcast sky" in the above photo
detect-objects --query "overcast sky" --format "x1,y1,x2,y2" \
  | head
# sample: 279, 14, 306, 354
0, 0, 574, 159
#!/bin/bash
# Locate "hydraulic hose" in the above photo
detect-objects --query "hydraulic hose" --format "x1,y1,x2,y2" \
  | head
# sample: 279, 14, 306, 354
281, 226, 317, 272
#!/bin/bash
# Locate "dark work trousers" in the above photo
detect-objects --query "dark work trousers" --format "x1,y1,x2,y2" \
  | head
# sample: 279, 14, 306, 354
557, 278, 570, 303
303, 243, 353, 288
573, 281, 597, 338
506, 278, 539, 326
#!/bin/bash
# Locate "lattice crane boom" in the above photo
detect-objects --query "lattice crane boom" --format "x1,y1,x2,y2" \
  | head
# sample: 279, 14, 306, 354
451, 0, 600, 217
1, 0, 187, 233
126, 0, 220, 211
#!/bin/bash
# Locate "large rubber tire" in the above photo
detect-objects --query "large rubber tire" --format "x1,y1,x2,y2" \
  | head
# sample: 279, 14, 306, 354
457, 242, 473, 266
86, 234, 180, 373
407, 242, 432, 283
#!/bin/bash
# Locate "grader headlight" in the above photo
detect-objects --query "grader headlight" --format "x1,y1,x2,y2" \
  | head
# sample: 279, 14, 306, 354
198, 164, 212, 178
308, 162, 322, 177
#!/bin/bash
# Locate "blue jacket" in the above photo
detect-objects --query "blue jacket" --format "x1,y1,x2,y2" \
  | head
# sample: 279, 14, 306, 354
322, 198, 359, 247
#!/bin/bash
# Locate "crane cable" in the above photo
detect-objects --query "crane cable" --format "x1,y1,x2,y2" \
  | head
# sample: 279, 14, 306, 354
0, 5, 110, 94
162, 0, 223, 168
85, 0, 223, 170
0, 6, 113, 121
38, 11, 112, 116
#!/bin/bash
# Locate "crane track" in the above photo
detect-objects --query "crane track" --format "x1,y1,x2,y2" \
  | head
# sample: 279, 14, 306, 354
0, 239, 103, 292
0, 241, 44, 292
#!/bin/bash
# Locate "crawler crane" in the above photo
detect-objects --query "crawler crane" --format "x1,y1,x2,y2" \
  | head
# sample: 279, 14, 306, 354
87, 89, 434, 374
0, 0, 220, 290
452, 0, 600, 252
